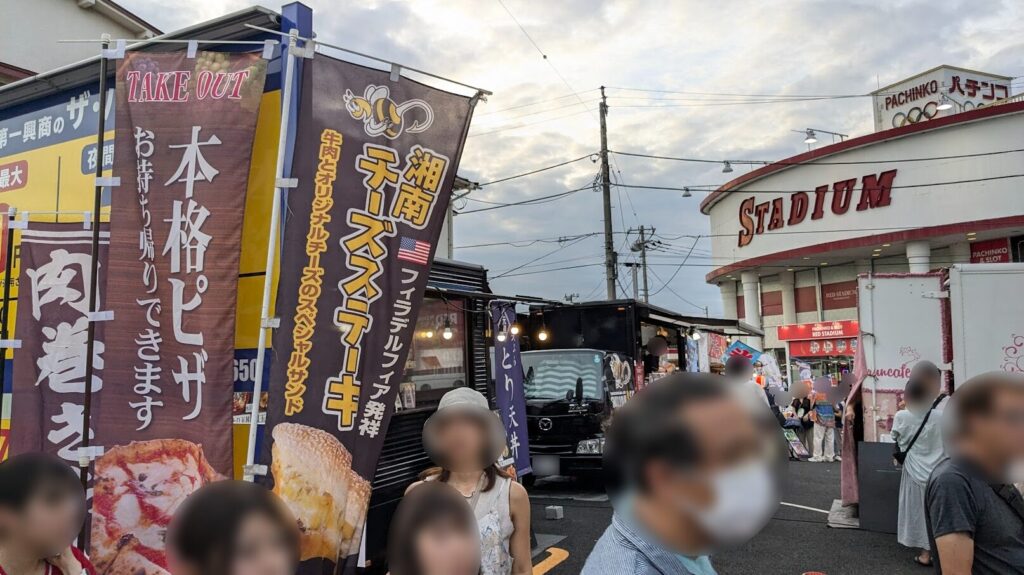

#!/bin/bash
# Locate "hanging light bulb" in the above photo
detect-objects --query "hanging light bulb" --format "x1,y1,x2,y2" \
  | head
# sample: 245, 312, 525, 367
537, 329, 549, 342
803, 129, 818, 144
691, 329, 701, 341
682, 187, 692, 198
496, 331, 507, 342
726, 334, 733, 343
510, 324, 521, 336
936, 94, 953, 111
442, 317, 454, 340
424, 329, 435, 339
722, 161, 733, 174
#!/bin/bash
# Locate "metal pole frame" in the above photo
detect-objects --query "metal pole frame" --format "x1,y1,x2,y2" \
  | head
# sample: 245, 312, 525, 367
0, 208, 16, 437
243, 29, 299, 481
77, 35, 111, 548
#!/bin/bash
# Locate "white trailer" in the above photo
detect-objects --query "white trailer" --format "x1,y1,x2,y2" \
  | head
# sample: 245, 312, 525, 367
948, 263, 1024, 386
857, 273, 948, 442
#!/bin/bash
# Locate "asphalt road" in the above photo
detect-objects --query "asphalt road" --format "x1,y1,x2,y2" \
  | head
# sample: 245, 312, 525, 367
528, 461, 919, 575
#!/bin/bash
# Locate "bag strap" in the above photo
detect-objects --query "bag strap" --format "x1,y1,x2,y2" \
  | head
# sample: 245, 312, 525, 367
990, 483, 1024, 525
901, 394, 945, 456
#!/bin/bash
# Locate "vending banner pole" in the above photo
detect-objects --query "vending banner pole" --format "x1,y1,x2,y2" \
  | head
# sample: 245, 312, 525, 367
244, 29, 301, 481
0, 208, 15, 453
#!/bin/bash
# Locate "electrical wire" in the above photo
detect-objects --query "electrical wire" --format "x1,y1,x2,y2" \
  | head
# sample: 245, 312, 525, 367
467, 108, 593, 138
609, 172, 1024, 194
475, 88, 601, 116
610, 147, 1024, 167
477, 153, 596, 187
455, 184, 593, 214
647, 266, 707, 313
491, 234, 594, 279
648, 236, 700, 297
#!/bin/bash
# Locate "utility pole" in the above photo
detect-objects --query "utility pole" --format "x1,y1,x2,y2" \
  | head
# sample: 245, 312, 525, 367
599, 86, 616, 299
639, 225, 649, 303
628, 226, 654, 303
628, 264, 639, 300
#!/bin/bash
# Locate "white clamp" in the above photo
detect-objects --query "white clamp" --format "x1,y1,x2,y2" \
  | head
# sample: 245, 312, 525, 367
77, 446, 105, 467
96, 176, 121, 187
102, 39, 126, 60
186, 40, 199, 59
83, 211, 92, 230
261, 317, 281, 329
293, 41, 315, 60
8, 219, 27, 230
0, 339, 22, 349
243, 464, 268, 478
261, 40, 276, 60
275, 178, 298, 189
87, 310, 115, 322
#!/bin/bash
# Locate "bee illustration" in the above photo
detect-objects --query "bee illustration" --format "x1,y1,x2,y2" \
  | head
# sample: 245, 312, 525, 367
343, 84, 434, 140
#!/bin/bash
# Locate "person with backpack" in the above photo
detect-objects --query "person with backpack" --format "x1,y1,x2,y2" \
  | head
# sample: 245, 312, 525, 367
891, 361, 946, 567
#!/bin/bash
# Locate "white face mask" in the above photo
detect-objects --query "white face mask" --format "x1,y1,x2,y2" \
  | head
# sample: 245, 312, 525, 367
678, 460, 778, 547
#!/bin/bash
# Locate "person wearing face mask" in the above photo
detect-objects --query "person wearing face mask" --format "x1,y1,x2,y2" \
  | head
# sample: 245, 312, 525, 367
389, 482, 482, 575
411, 387, 532, 575
925, 371, 1024, 575
0, 453, 95, 575
167, 480, 300, 575
891, 361, 946, 567
584, 372, 781, 575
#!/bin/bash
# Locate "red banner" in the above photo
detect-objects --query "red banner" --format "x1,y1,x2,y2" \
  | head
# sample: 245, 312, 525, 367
777, 320, 860, 341
822, 280, 858, 310
91, 51, 267, 575
788, 337, 859, 357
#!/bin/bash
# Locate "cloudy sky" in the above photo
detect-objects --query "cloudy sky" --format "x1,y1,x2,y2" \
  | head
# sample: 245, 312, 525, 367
126, 0, 1024, 316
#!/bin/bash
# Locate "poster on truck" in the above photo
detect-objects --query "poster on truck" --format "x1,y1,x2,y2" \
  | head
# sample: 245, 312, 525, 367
857, 273, 947, 441
260, 54, 477, 573
87, 51, 266, 575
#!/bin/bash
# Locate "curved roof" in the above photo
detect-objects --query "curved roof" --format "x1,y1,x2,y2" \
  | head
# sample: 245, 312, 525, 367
700, 98, 1024, 215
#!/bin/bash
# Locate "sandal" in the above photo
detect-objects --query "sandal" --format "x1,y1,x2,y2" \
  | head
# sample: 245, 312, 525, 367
913, 556, 933, 567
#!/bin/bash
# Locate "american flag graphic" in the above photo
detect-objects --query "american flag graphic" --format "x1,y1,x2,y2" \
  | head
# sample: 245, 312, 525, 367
397, 236, 432, 265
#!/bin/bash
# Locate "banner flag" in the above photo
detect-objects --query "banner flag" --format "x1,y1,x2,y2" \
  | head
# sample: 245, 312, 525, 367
261, 54, 477, 572
9, 223, 109, 462
90, 51, 266, 574
490, 301, 531, 477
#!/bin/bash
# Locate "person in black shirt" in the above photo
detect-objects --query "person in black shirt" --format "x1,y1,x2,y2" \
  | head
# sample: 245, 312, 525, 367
925, 371, 1024, 575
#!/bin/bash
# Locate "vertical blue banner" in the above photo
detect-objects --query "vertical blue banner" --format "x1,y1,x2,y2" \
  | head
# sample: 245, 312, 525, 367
490, 300, 531, 477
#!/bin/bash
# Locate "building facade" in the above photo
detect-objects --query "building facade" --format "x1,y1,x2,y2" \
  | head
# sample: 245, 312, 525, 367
703, 67, 1024, 379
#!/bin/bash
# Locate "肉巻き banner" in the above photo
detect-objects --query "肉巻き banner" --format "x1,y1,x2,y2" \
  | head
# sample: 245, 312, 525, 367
91, 51, 266, 575
261, 54, 477, 572
490, 300, 531, 477
9, 223, 109, 463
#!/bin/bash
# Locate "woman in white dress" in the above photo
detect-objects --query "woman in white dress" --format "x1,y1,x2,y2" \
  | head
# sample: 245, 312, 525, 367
408, 388, 532, 575
891, 362, 945, 568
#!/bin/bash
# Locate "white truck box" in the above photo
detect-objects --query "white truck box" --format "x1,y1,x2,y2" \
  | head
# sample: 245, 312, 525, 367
857, 273, 947, 441
949, 263, 1024, 386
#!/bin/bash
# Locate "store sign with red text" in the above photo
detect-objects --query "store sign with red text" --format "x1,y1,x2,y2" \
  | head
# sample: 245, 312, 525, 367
970, 238, 1011, 263
736, 170, 897, 248
777, 320, 859, 341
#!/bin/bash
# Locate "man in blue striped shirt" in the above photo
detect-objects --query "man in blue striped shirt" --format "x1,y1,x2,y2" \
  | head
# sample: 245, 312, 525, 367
583, 373, 780, 575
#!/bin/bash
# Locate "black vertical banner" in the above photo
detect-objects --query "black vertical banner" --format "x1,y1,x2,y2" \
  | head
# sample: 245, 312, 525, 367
261, 54, 476, 572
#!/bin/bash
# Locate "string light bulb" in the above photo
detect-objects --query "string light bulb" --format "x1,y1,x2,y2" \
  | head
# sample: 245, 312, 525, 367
510, 324, 520, 336
424, 329, 434, 339
722, 161, 733, 174
496, 331, 507, 342
537, 329, 549, 342
442, 317, 454, 340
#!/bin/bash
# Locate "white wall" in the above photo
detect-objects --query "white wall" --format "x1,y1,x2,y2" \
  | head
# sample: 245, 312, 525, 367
0, 0, 143, 74
707, 109, 1024, 277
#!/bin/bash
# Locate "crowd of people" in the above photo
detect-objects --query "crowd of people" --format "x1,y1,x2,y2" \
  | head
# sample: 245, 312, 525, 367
1, 367, 1023, 575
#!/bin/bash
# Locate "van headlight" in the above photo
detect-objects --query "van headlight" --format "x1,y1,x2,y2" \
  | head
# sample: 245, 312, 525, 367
576, 438, 604, 455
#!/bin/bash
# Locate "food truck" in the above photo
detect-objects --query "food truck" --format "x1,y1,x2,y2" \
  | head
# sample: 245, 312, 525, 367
520, 299, 759, 479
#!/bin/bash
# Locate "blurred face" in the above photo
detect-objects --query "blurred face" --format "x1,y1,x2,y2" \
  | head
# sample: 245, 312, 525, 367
230, 513, 297, 575
5, 484, 85, 555
415, 520, 480, 575
646, 395, 778, 548
968, 388, 1024, 468
434, 414, 486, 470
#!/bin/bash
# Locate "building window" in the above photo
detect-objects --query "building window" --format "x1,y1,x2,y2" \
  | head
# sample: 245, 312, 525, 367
400, 297, 468, 409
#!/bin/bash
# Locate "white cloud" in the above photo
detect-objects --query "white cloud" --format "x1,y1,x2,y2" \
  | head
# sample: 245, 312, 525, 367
125, 0, 1024, 315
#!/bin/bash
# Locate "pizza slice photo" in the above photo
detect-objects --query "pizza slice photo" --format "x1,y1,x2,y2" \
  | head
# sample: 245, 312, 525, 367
90, 439, 224, 575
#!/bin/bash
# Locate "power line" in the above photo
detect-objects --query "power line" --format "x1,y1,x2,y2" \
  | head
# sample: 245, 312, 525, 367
472, 98, 601, 124
475, 88, 600, 116
477, 153, 596, 187
649, 236, 700, 297
610, 147, 1024, 167
647, 266, 707, 313
467, 108, 593, 138
491, 234, 594, 279
455, 184, 593, 214
609, 172, 1024, 194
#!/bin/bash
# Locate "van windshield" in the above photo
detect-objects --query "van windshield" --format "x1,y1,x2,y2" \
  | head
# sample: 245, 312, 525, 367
522, 350, 603, 400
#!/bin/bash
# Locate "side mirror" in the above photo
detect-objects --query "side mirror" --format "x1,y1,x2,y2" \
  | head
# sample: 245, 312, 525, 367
565, 389, 575, 403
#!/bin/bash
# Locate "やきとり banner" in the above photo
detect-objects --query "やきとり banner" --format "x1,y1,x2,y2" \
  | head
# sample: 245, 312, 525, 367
93, 51, 265, 575
261, 54, 476, 573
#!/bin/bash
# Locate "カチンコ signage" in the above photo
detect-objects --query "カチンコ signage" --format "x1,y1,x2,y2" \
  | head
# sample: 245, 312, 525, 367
736, 169, 898, 247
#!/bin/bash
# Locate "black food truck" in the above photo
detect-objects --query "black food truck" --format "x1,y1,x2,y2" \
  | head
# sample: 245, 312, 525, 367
520, 299, 760, 480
